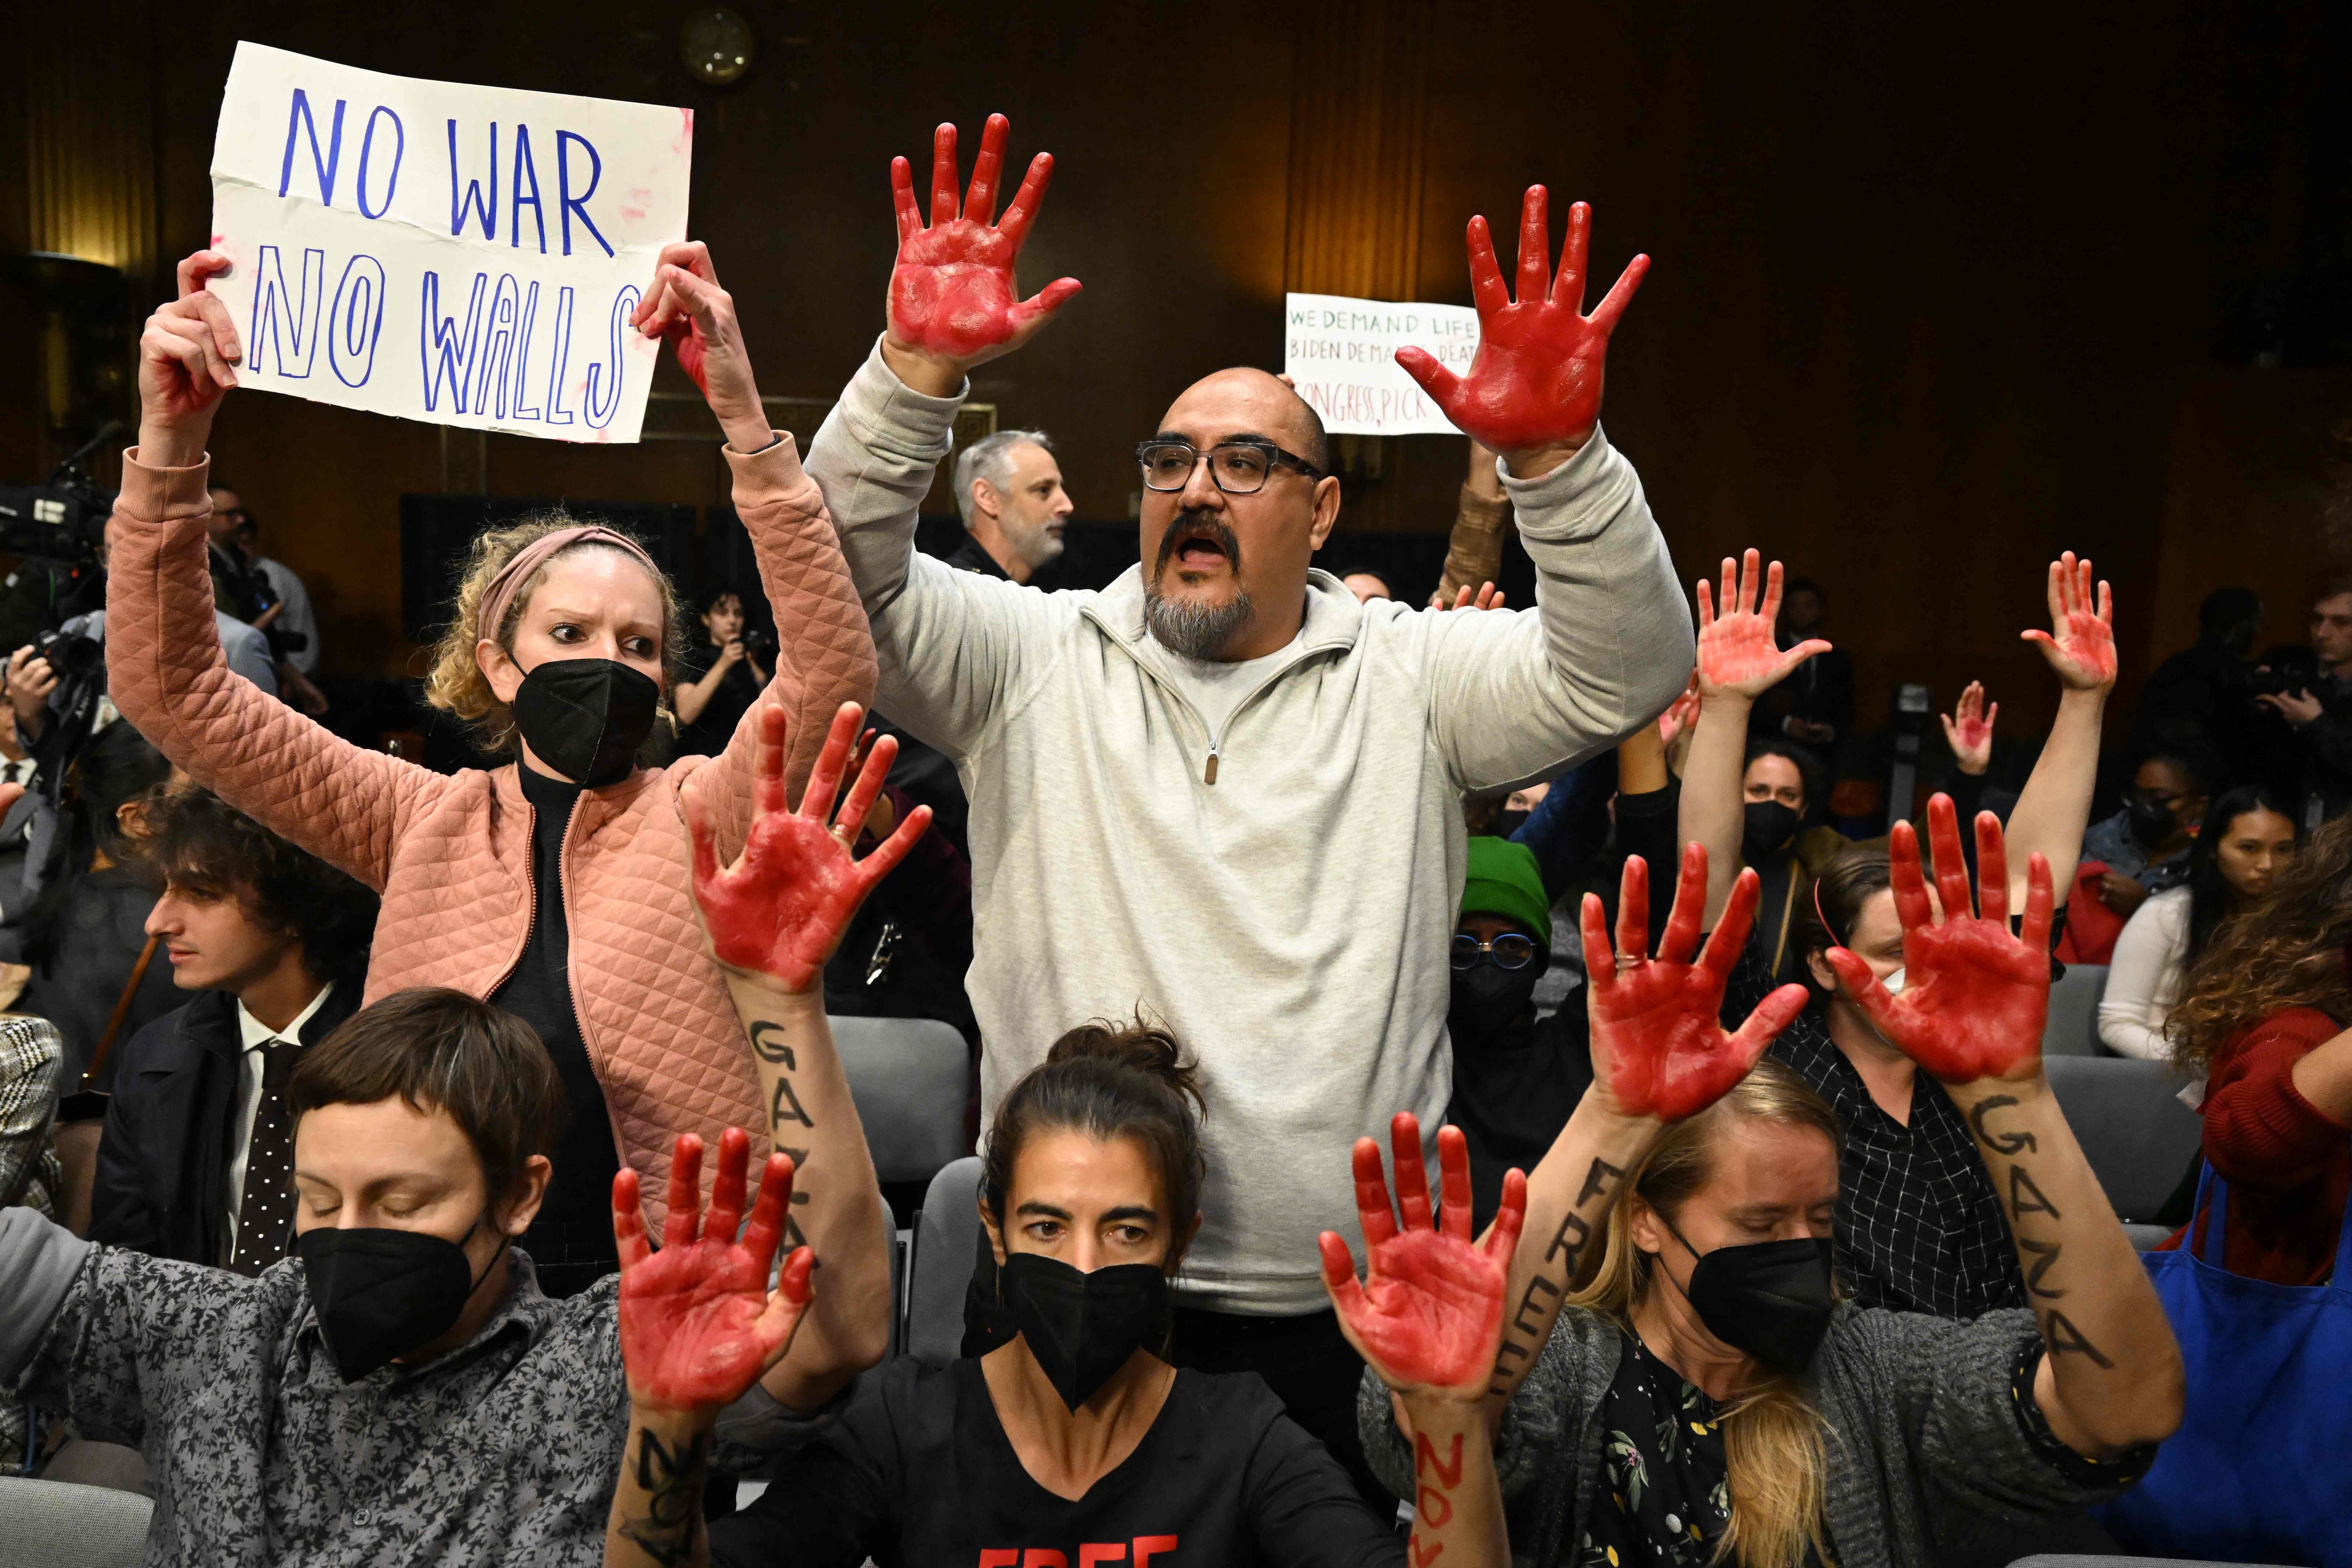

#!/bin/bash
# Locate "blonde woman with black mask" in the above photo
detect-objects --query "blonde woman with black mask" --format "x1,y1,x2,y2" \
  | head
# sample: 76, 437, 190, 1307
1363, 805, 2183, 1567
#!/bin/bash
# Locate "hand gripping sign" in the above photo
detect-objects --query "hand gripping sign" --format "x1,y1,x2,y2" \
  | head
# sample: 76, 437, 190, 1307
206, 42, 691, 443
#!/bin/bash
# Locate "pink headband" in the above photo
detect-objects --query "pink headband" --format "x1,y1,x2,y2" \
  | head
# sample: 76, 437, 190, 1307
477, 526, 664, 647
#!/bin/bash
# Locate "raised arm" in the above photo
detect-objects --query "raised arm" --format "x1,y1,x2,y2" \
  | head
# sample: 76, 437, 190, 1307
107, 252, 442, 888
1824, 797, 2183, 1456
1325, 1117, 1527, 1568
685, 702, 931, 1410
1430, 439, 1509, 607
606, 1131, 814, 1568
1491, 844, 1810, 1407
1411, 191, 1693, 789
1677, 551, 1834, 928
803, 113, 1080, 755
2002, 553, 2116, 914
631, 242, 877, 836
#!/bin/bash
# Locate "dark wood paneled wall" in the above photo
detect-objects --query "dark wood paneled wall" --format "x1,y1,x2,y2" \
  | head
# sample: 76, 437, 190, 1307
6, 1, 2348, 755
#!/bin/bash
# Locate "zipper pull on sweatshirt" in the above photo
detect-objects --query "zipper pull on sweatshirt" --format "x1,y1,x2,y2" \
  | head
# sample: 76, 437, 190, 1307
1204, 744, 1219, 786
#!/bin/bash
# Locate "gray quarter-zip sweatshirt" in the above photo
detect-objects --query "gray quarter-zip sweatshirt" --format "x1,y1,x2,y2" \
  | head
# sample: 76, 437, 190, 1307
807, 343, 1694, 1313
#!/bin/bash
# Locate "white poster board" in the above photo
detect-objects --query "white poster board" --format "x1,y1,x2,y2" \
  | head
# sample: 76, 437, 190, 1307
1282, 293, 1481, 437
207, 42, 692, 444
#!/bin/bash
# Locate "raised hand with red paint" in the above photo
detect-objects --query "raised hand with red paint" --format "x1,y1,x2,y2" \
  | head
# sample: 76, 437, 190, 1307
631, 241, 774, 454
1695, 550, 1833, 700
687, 702, 933, 993
1824, 793, 2054, 1084
1583, 843, 1812, 1122
613, 1128, 813, 1414
135, 251, 245, 468
883, 114, 1082, 394
1397, 187, 1648, 475
1325, 1115, 1520, 1568
1656, 676, 1702, 747
2021, 551, 2117, 692
1942, 680, 1997, 774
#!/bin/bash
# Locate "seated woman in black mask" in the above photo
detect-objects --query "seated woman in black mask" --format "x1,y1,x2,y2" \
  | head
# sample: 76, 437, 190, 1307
607, 1020, 1532, 1568
1365, 815, 2184, 1567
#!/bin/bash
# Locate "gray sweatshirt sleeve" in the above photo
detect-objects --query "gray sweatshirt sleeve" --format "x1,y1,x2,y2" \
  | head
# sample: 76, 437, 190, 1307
802, 340, 1059, 758
0, 1207, 93, 1392
1420, 431, 1694, 793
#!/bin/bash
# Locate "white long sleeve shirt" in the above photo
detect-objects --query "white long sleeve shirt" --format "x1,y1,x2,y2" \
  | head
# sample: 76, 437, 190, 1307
2097, 885, 2190, 1061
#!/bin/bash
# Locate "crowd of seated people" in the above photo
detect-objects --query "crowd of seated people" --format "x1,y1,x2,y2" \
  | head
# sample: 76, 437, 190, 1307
0, 104, 2346, 1568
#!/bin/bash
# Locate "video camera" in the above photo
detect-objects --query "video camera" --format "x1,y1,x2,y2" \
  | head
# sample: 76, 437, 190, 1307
0, 422, 123, 570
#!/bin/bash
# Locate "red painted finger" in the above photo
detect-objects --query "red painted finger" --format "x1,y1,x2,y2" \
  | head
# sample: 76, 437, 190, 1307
1759, 556, 1785, 627
965, 112, 1009, 224
890, 155, 923, 246
1887, 819, 1935, 932
832, 729, 895, 838
853, 803, 935, 898
1975, 810, 2010, 928
664, 1133, 706, 1250
1718, 556, 1739, 619
996, 151, 1056, 249
2095, 578, 2113, 625
797, 704, 861, 821
1727, 981, 1811, 1063
739, 1152, 796, 1274
1515, 185, 1551, 306
1925, 795, 1973, 922
684, 791, 724, 904
752, 699, 790, 823
1585, 253, 1650, 336
1738, 548, 1762, 615
1615, 853, 1652, 965
1578, 891, 1614, 989
1352, 1136, 1398, 1250
2020, 850, 2055, 956
1695, 575, 1717, 630
1701, 864, 1762, 979
1390, 1113, 1434, 1234
1777, 639, 1834, 679
612, 1167, 652, 1271
704, 1126, 754, 1247
1464, 214, 1509, 317
1319, 1230, 1366, 1312
1657, 842, 1707, 966
1011, 276, 1083, 332
1393, 345, 1462, 409
1436, 1125, 1474, 1242
1485, 1167, 1529, 1263
778, 1244, 815, 1305
1824, 948, 1901, 1036
2043, 559, 2066, 628
1553, 198, 1589, 310
928, 121, 961, 227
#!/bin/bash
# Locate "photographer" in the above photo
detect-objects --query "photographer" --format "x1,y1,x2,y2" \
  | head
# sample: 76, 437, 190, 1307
673, 589, 773, 758
2253, 575, 2352, 824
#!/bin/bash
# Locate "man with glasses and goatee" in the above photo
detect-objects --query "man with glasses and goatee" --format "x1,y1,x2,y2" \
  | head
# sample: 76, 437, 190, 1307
806, 113, 1691, 1500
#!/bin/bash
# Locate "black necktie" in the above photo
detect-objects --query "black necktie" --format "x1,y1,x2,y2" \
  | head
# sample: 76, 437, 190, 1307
229, 1040, 302, 1276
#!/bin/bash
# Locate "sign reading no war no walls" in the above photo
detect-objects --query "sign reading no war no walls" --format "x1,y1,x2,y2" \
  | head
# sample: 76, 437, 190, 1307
1283, 293, 1481, 438
208, 42, 692, 443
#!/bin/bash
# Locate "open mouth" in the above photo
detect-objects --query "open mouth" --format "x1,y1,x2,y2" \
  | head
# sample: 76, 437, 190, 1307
1158, 514, 1240, 579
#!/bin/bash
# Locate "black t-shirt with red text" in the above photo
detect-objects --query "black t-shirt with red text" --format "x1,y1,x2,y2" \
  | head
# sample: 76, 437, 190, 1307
708, 1355, 1404, 1568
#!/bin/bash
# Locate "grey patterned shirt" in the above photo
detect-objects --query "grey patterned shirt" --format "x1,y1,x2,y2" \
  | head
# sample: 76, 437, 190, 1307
24, 1232, 629, 1566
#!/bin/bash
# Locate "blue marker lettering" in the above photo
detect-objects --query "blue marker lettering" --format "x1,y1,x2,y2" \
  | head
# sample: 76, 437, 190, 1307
511, 281, 545, 419
476, 275, 522, 419
356, 107, 404, 219
420, 270, 491, 414
555, 130, 614, 258
582, 284, 636, 428
543, 285, 577, 426
446, 120, 499, 240
509, 125, 547, 254
277, 90, 346, 204
328, 254, 387, 387
247, 245, 324, 379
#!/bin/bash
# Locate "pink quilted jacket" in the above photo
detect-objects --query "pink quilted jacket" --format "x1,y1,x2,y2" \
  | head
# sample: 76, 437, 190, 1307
104, 436, 877, 1226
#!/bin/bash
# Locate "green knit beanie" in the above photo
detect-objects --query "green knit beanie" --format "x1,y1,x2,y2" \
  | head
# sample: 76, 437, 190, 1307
1461, 836, 1551, 947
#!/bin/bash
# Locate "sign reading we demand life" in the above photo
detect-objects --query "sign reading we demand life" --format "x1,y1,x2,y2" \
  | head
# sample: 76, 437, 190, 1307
207, 43, 691, 443
1283, 293, 1481, 437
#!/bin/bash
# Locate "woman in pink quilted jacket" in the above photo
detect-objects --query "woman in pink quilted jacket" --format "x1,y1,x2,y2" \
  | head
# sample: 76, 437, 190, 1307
106, 243, 882, 1340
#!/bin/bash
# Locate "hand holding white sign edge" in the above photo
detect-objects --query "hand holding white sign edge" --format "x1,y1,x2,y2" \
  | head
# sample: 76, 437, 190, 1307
206, 42, 691, 444
1283, 293, 1482, 438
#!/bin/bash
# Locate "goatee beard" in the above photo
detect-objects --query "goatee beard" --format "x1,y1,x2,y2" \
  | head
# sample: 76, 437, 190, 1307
1144, 585, 1254, 660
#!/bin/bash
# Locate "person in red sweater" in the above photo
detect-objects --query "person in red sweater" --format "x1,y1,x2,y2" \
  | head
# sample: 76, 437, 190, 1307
2164, 813, 2352, 1284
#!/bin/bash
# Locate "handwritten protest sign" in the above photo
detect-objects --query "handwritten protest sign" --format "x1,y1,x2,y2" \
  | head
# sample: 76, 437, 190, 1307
1283, 293, 1481, 437
207, 43, 691, 443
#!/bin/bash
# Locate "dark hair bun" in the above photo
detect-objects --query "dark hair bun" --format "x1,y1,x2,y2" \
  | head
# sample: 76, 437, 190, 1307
1044, 1013, 1204, 1114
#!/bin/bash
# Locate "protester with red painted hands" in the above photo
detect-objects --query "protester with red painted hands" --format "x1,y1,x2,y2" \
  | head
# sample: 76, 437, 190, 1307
104, 242, 878, 1291
1363, 822, 2182, 1568
609, 1021, 1523, 1567
805, 115, 1690, 1488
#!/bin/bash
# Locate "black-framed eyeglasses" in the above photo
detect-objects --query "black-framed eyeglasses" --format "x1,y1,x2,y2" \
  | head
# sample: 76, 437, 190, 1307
1451, 933, 1542, 971
1135, 439, 1325, 494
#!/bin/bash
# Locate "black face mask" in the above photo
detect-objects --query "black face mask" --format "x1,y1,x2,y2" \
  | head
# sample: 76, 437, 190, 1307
2125, 796, 2177, 848
296, 1217, 506, 1383
999, 1252, 1169, 1411
1741, 800, 1801, 863
1450, 962, 1544, 1042
1665, 1220, 1836, 1374
1494, 808, 1531, 839
512, 658, 661, 786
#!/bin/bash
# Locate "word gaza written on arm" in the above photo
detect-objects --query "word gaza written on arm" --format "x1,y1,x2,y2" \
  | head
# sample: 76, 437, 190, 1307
206, 43, 689, 441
